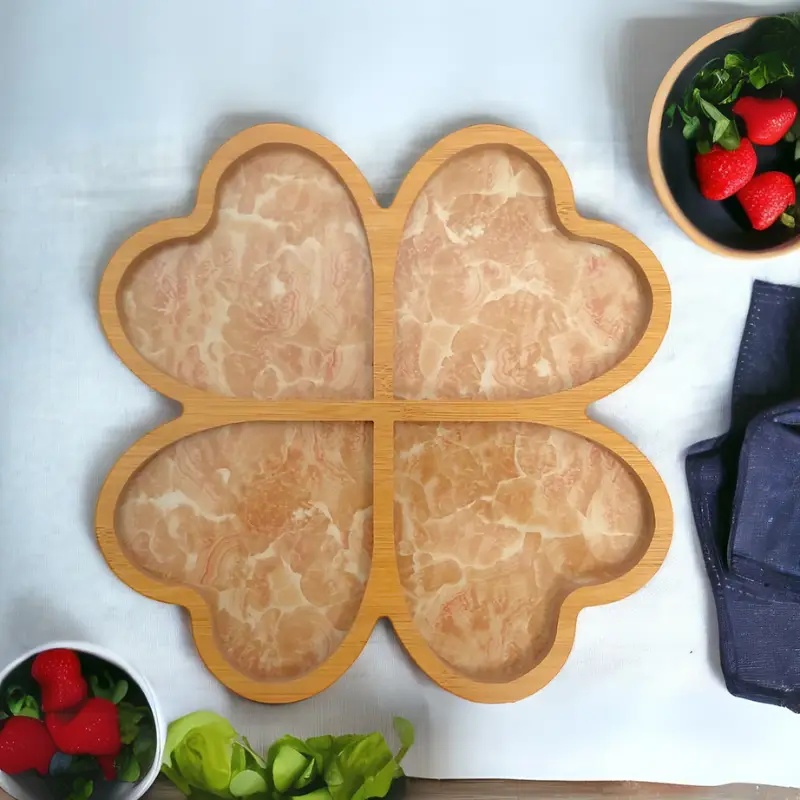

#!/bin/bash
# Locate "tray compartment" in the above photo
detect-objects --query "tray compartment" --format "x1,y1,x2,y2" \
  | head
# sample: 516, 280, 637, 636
120, 146, 374, 401
116, 420, 373, 680
395, 421, 651, 682
395, 146, 649, 400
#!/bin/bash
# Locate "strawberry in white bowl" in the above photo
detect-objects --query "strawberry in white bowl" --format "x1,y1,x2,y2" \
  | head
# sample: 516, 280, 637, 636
0, 642, 165, 800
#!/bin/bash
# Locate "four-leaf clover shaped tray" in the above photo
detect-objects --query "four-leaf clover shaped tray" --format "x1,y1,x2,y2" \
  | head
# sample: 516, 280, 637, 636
95, 123, 672, 704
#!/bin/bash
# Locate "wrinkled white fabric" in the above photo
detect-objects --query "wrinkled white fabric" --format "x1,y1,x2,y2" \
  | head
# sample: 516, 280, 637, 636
2, 0, 800, 787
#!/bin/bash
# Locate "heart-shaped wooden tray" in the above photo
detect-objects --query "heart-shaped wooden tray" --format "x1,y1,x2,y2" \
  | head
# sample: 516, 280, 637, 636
96, 123, 672, 703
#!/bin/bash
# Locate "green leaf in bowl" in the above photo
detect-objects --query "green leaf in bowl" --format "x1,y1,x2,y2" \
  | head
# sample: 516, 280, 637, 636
5, 685, 40, 719
89, 672, 129, 705
116, 749, 142, 783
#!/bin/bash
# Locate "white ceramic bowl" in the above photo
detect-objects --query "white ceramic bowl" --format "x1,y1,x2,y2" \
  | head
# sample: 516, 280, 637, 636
0, 642, 165, 800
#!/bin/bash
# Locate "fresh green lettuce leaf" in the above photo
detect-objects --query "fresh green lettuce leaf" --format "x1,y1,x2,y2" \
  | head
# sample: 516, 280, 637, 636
271, 744, 310, 792
161, 712, 414, 800
164, 711, 238, 768
172, 726, 235, 794
324, 733, 397, 800
229, 770, 268, 798
393, 717, 414, 763
162, 711, 270, 799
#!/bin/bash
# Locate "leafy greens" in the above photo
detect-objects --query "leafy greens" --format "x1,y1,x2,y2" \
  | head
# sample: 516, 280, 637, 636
161, 711, 414, 800
666, 50, 794, 151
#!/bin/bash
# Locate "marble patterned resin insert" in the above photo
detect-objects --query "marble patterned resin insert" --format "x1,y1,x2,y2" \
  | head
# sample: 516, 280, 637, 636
116, 421, 373, 680
395, 146, 649, 400
120, 146, 373, 400
395, 422, 649, 682
393, 145, 651, 682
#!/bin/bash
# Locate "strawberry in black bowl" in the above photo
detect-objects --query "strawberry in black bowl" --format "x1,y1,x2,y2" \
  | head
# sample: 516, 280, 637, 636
649, 13, 800, 257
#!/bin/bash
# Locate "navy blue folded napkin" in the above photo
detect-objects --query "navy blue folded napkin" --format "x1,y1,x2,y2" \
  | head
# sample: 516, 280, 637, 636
687, 279, 800, 710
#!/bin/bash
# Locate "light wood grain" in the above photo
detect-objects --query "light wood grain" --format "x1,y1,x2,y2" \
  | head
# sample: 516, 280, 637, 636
145, 778, 800, 800
646, 16, 800, 259
3, 779, 799, 800
95, 123, 673, 704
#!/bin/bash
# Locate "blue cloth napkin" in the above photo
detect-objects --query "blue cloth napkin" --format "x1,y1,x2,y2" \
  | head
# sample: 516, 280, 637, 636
687, 279, 800, 711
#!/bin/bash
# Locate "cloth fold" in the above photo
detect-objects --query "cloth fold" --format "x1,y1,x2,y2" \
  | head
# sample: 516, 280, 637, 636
687, 280, 800, 710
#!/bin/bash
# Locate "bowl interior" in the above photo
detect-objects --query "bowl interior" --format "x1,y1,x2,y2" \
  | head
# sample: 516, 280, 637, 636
659, 19, 800, 253
0, 643, 163, 800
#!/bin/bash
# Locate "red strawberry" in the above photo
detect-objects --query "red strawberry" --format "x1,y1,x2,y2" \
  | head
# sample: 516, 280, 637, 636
736, 171, 796, 230
695, 138, 757, 200
32, 649, 88, 713
46, 698, 121, 757
733, 96, 798, 146
0, 716, 57, 776
97, 754, 117, 781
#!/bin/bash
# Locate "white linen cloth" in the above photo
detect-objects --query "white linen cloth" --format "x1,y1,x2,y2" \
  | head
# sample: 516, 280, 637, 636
2, 0, 800, 787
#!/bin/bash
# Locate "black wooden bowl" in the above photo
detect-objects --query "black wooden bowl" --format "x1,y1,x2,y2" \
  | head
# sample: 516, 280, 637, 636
648, 16, 800, 258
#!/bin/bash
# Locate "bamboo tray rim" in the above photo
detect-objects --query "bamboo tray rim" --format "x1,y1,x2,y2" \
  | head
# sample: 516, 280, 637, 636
96, 122, 673, 704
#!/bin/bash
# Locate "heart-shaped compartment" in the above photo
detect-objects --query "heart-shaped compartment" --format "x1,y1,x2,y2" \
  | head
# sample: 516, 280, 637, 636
395, 421, 650, 683
120, 146, 373, 400
395, 146, 649, 400
96, 123, 671, 704
116, 420, 373, 680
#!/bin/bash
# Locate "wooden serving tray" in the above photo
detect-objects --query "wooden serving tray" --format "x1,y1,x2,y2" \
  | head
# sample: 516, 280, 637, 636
95, 123, 672, 704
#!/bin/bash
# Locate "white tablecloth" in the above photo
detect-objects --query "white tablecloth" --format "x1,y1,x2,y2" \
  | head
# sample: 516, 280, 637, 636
2, 0, 800, 788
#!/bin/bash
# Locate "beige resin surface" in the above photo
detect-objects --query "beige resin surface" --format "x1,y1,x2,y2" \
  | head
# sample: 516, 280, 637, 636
120, 148, 374, 401
395, 147, 647, 400
117, 421, 373, 680
97, 123, 672, 703
395, 421, 647, 683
